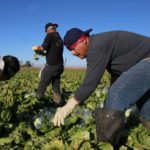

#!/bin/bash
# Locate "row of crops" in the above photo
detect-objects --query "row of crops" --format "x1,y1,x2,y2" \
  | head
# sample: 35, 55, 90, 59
0, 68, 150, 150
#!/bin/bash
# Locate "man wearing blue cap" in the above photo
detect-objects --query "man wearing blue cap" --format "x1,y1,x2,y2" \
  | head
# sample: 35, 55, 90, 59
53, 28, 150, 146
32, 23, 64, 106
0, 55, 20, 81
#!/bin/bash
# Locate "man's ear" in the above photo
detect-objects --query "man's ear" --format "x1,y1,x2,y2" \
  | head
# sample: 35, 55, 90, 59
83, 39, 87, 45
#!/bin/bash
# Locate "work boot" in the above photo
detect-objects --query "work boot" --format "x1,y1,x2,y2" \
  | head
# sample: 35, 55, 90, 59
35, 92, 46, 109
139, 117, 150, 133
52, 91, 63, 106
92, 108, 125, 146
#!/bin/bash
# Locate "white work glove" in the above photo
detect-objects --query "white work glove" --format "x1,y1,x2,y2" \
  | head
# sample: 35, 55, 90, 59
53, 97, 79, 126
32, 45, 38, 51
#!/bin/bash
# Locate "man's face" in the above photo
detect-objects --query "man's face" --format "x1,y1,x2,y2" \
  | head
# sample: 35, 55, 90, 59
70, 38, 89, 59
46, 26, 56, 33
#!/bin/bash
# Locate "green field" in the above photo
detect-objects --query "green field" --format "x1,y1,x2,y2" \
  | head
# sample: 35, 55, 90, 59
0, 68, 150, 150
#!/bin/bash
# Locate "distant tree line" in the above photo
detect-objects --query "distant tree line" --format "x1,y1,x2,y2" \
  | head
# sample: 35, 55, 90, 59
20, 60, 32, 67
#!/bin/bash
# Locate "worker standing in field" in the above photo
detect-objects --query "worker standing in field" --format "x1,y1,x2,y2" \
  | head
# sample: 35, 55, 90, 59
32, 23, 64, 106
53, 28, 150, 146
0, 55, 20, 81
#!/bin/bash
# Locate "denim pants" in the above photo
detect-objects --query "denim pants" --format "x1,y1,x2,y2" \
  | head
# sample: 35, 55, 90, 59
104, 59, 150, 120
37, 63, 64, 99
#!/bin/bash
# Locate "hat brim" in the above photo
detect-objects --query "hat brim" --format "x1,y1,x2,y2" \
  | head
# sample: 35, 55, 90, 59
51, 24, 58, 28
83, 28, 93, 35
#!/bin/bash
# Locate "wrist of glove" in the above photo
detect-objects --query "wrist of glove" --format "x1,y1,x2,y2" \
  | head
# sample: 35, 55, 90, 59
53, 97, 79, 126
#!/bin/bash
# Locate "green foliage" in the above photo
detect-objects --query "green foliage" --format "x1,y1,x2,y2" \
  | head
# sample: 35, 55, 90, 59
34, 51, 39, 60
0, 108, 12, 122
0, 68, 149, 150
34, 51, 45, 61
126, 124, 150, 149
70, 130, 90, 149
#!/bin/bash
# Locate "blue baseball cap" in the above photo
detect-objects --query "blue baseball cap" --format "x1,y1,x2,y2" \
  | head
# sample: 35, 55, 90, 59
64, 28, 92, 49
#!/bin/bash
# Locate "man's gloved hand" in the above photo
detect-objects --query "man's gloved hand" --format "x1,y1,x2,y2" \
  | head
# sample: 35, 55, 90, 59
32, 45, 38, 51
53, 97, 79, 126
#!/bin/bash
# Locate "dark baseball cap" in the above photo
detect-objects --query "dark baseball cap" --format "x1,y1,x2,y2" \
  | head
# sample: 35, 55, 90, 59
64, 28, 92, 49
45, 23, 58, 32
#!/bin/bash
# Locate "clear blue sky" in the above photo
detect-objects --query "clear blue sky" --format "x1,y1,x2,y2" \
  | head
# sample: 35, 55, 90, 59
1, 0, 150, 68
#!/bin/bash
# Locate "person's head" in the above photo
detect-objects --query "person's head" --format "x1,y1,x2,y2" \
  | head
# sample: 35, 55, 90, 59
0, 55, 20, 81
64, 28, 92, 59
45, 23, 58, 33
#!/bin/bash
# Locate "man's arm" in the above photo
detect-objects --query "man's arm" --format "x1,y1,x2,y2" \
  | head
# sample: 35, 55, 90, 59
53, 45, 111, 127
74, 47, 110, 103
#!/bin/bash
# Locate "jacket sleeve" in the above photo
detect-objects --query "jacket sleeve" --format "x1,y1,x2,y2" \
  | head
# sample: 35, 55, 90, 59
74, 46, 110, 103
41, 34, 52, 50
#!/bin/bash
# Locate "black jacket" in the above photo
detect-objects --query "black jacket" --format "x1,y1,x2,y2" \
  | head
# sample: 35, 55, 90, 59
42, 32, 64, 66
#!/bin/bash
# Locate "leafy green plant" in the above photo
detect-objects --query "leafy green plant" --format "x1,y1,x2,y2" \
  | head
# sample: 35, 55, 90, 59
0, 68, 149, 150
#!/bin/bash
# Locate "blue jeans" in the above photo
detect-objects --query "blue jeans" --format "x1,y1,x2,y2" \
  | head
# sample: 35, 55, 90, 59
104, 59, 150, 120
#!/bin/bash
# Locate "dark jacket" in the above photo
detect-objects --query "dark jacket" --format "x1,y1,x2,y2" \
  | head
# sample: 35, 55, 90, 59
42, 32, 64, 66
75, 30, 150, 102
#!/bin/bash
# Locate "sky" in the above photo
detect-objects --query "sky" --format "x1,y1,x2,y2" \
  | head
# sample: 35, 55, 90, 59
1, 0, 150, 68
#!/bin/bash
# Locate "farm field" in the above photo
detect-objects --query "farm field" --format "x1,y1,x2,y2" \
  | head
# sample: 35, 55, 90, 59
0, 68, 150, 150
